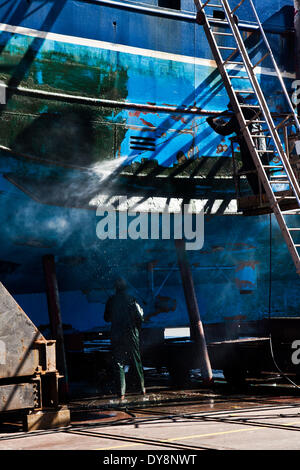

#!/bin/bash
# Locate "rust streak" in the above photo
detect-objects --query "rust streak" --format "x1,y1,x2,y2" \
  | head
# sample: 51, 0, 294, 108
235, 261, 259, 271
140, 118, 155, 128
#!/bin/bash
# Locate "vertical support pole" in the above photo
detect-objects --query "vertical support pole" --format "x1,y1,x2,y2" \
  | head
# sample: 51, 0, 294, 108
174, 239, 213, 386
42, 254, 69, 401
231, 137, 240, 199
283, 125, 289, 160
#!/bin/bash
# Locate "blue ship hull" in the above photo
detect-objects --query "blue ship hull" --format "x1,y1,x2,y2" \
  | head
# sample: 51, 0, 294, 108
0, 0, 298, 334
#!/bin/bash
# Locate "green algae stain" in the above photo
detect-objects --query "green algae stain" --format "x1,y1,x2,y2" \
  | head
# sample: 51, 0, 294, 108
0, 33, 129, 101
0, 33, 129, 165
99, 67, 129, 101
0, 96, 127, 166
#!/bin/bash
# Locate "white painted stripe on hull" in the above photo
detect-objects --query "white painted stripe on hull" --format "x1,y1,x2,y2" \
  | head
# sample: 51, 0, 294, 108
0, 22, 295, 79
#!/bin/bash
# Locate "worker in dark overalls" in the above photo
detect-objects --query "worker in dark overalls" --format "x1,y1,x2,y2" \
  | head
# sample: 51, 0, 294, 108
206, 97, 269, 195
104, 277, 145, 400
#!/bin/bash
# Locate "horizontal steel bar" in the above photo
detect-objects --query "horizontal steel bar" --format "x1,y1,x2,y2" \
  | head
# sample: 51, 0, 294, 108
219, 46, 238, 50
225, 61, 244, 65
203, 4, 223, 8
251, 134, 272, 137
263, 165, 283, 168
213, 31, 233, 36
270, 175, 289, 178
228, 75, 250, 79
2, 84, 211, 115
4, 84, 292, 121
240, 104, 261, 108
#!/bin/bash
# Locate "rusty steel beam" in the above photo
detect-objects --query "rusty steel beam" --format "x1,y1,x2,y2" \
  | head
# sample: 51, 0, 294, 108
5, 84, 208, 115
42, 255, 69, 401
174, 239, 213, 385
0, 383, 39, 412
4, 84, 294, 119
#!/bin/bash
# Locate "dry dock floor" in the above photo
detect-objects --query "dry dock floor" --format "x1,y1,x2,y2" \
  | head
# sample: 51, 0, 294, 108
1, 377, 300, 450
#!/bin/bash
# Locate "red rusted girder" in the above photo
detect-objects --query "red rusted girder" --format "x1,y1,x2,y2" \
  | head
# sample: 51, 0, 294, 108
174, 239, 213, 386
43, 254, 69, 401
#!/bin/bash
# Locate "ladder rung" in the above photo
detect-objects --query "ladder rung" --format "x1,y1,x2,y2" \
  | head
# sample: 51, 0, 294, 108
219, 46, 238, 50
294, 245, 300, 247
263, 165, 283, 168
203, 3, 223, 8
225, 61, 244, 65
270, 175, 288, 178
276, 196, 296, 200
251, 134, 272, 138
240, 104, 261, 108
235, 89, 255, 94
270, 180, 289, 183
228, 75, 250, 79
288, 228, 300, 230
213, 32, 233, 36
245, 120, 265, 124
257, 150, 274, 153
283, 211, 300, 214
275, 197, 295, 204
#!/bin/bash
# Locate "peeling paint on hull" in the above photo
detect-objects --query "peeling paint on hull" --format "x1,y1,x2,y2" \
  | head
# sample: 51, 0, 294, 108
0, 0, 298, 333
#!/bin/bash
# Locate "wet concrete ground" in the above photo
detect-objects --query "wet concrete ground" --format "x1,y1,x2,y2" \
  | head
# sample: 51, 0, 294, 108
1, 370, 300, 450
1, 388, 300, 450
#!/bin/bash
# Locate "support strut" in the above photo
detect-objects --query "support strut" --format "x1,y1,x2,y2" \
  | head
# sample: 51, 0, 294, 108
175, 239, 213, 385
42, 254, 69, 401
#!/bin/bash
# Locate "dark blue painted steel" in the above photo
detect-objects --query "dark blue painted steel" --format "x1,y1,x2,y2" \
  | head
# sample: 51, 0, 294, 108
0, 0, 298, 333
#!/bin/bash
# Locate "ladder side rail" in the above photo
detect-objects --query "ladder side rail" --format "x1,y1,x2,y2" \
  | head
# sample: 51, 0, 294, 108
221, 0, 300, 205
194, 2, 243, 116
194, 0, 204, 12
194, 1, 300, 273
248, 0, 300, 134
195, 2, 289, 211
194, 0, 299, 206
195, 0, 300, 203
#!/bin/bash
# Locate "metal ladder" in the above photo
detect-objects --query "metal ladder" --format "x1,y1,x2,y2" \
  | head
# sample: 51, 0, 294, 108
194, 0, 300, 274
